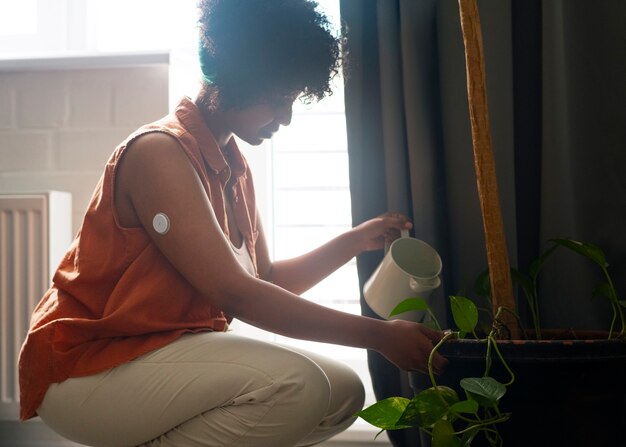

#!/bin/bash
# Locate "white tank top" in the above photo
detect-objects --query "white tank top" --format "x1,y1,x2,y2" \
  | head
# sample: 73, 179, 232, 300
231, 241, 256, 277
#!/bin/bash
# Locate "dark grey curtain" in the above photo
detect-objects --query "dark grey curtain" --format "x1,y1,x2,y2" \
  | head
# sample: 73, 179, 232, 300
340, 1, 626, 446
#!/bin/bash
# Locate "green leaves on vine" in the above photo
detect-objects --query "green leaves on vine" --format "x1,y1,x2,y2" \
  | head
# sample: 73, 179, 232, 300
432, 420, 463, 447
389, 297, 429, 317
388, 297, 442, 331
460, 377, 506, 409
356, 397, 412, 431
358, 377, 508, 447
450, 295, 479, 335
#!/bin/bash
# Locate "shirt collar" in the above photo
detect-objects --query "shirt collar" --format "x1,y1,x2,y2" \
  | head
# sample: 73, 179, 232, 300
174, 97, 247, 178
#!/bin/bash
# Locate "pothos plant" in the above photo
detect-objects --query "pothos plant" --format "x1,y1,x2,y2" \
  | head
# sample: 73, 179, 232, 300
357, 238, 626, 447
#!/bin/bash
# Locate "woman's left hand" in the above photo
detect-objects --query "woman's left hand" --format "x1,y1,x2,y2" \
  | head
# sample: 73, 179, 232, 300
351, 212, 412, 252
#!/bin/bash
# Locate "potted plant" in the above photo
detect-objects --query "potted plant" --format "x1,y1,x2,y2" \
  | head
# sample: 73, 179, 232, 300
358, 238, 626, 446
357, 1, 626, 446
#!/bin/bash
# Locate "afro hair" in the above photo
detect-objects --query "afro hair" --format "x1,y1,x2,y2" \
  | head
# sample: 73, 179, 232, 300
198, 0, 344, 109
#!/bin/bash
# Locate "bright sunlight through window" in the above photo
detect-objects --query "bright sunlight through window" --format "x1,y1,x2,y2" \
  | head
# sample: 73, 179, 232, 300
0, 0, 36, 36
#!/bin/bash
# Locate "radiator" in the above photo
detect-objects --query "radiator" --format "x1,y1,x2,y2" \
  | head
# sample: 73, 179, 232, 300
0, 192, 71, 421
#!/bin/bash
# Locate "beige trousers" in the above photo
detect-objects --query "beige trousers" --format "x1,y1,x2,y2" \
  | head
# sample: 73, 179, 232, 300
37, 332, 365, 447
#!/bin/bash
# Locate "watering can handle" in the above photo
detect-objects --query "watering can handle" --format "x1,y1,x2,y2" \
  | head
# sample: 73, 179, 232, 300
384, 229, 411, 254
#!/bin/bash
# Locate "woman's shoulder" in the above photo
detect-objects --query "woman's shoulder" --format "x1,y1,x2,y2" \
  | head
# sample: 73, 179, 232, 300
120, 131, 193, 181
129, 130, 183, 152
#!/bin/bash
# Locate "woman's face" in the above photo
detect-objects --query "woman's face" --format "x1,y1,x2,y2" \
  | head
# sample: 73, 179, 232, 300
229, 95, 297, 146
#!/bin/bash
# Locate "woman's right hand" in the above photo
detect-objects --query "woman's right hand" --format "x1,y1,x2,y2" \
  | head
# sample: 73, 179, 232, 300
350, 213, 413, 253
376, 319, 448, 375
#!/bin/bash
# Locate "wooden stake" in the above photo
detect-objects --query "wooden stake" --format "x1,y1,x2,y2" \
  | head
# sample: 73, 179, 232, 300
458, 0, 518, 338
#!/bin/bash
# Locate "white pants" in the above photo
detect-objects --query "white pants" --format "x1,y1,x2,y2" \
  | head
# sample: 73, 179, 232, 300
38, 332, 365, 447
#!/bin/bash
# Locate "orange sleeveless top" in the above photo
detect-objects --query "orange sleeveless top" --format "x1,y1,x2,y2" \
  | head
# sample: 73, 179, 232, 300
18, 97, 259, 420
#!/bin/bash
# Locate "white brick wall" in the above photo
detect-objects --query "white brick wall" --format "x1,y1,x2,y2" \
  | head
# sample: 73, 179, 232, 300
0, 63, 169, 236
0, 82, 13, 129
14, 72, 70, 129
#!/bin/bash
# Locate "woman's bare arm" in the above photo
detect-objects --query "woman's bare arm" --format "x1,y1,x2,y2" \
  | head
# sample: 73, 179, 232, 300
116, 133, 446, 374
255, 212, 412, 295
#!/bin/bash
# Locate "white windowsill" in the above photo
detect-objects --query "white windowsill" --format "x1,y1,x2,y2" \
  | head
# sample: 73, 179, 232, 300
0, 50, 170, 72
322, 424, 391, 446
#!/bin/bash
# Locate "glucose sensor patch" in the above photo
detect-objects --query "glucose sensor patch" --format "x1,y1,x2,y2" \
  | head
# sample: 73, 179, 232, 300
152, 213, 170, 235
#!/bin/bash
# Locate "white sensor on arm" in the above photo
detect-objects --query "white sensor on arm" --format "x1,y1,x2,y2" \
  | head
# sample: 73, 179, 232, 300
152, 213, 170, 235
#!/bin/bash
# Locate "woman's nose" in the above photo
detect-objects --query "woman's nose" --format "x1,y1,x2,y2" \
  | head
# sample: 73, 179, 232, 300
275, 103, 293, 126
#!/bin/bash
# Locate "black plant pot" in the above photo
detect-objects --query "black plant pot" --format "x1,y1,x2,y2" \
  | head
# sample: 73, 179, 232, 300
409, 331, 626, 447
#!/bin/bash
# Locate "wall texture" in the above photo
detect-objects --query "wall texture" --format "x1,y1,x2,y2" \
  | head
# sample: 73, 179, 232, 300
0, 63, 169, 236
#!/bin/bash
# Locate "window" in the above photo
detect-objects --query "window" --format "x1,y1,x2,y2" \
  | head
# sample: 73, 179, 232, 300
0, 0, 37, 36
0, 0, 67, 54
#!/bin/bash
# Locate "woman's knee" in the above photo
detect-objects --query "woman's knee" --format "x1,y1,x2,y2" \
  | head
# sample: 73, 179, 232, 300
166, 354, 333, 447
279, 352, 331, 417
291, 348, 365, 419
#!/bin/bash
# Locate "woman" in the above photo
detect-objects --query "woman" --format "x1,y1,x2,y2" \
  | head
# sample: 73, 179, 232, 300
19, 1, 446, 446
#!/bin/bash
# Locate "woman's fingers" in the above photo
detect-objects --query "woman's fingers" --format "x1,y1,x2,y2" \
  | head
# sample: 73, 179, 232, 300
380, 320, 448, 375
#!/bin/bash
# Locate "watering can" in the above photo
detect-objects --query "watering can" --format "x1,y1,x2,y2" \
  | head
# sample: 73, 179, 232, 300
363, 231, 442, 320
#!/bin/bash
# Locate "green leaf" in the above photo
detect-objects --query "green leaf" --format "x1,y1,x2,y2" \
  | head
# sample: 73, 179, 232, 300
451, 399, 479, 415
388, 297, 430, 318
357, 397, 411, 430
460, 377, 507, 409
550, 238, 608, 269
450, 296, 478, 333
461, 428, 480, 447
593, 281, 617, 302
432, 420, 463, 447
393, 398, 424, 428
397, 386, 459, 429
619, 300, 626, 309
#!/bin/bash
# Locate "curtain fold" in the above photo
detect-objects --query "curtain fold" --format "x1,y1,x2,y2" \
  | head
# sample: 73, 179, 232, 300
340, 1, 429, 445
539, 0, 626, 329
341, 1, 625, 446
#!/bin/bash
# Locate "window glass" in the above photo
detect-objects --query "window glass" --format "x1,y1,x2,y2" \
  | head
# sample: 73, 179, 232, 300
0, 0, 67, 55
91, 0, 199, 52
0, 0, 37, 36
